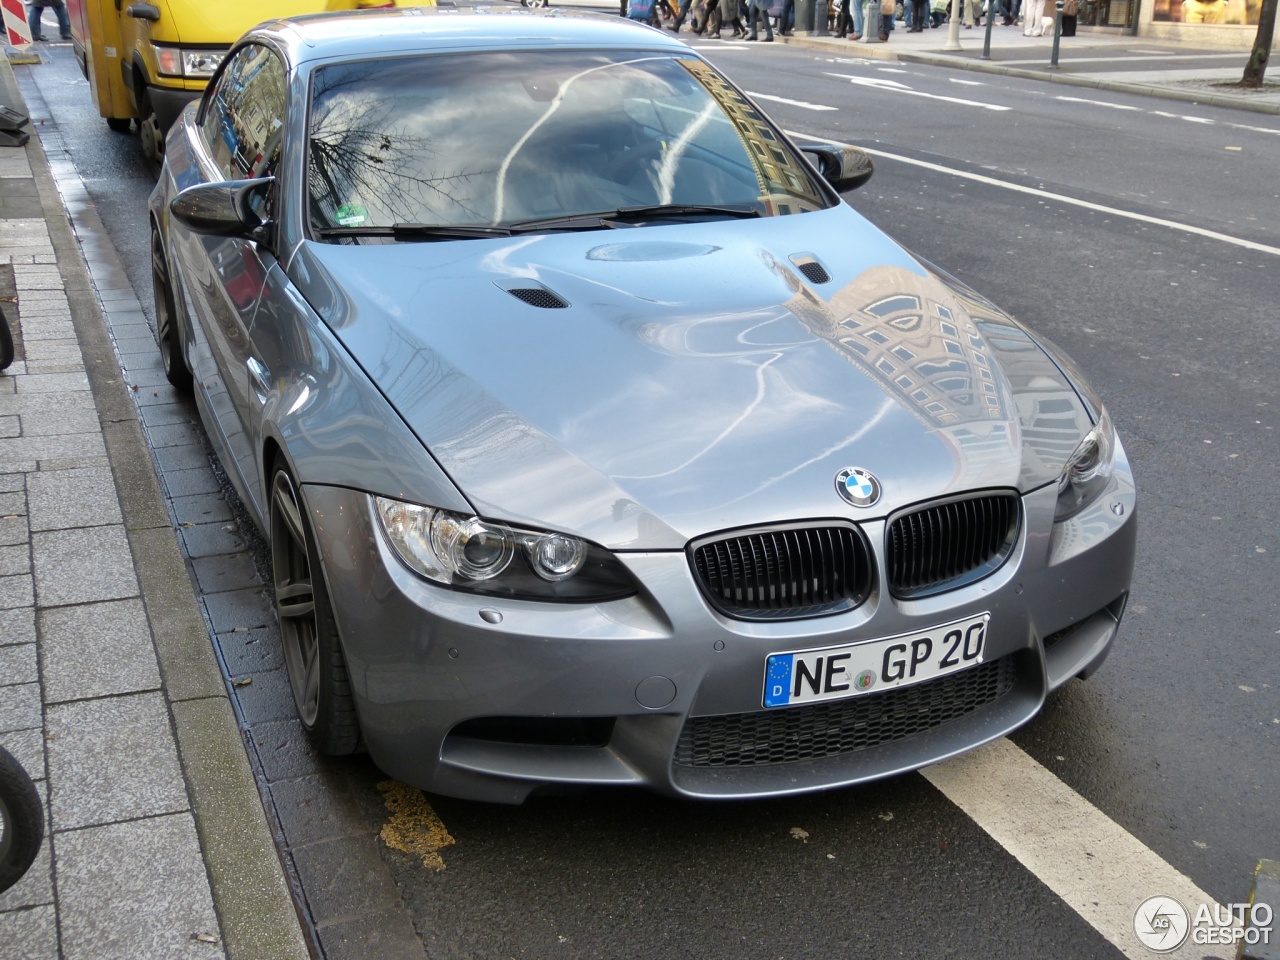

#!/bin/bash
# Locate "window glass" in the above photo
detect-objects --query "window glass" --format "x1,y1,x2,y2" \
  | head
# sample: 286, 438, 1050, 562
201, 44, 287, 182
307, 50, 830, 236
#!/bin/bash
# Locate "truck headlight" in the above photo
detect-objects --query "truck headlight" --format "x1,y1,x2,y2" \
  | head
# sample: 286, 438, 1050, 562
155, 46, 226, 79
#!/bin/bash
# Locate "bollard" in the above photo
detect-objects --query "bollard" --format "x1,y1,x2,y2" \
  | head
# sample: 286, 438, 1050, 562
981, 0, 997, 58
863, 0, 883, 40
1049, 0, 1063, 67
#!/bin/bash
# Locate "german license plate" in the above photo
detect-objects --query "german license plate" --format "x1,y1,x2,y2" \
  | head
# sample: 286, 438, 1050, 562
762, 613, 990, 708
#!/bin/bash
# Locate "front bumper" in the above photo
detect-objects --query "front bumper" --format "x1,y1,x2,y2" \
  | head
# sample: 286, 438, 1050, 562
302, 443, 1136, 803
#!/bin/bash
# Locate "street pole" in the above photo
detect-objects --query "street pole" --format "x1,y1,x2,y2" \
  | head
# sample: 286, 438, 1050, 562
981, 0, 996, 58
945, 0, 962, 49
1049, 0, 1063, 67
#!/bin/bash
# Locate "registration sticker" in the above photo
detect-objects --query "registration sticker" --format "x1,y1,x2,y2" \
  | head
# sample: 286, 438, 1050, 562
335, 203, 368, 227
763, 613, 990, 708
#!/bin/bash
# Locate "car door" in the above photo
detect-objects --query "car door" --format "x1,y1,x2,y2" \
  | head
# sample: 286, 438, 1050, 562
179, 42, 287, 518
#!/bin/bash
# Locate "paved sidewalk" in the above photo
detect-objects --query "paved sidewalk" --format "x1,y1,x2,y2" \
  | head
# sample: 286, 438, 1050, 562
0, 55, 308, 960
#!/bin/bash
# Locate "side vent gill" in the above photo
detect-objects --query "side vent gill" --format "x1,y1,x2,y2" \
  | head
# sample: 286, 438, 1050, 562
494, 279, 569, 309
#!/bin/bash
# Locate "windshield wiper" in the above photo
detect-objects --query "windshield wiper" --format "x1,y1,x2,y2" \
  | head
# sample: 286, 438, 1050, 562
509, 204, 762, 234
611, 203, 763, 221
314, 223, 514, 241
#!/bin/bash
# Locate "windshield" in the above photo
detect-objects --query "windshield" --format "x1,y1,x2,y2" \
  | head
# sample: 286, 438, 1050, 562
306, 49, 831, 238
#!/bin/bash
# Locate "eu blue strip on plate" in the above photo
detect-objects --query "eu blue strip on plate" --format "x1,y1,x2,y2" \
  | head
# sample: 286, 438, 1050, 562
764, 654, 792, 707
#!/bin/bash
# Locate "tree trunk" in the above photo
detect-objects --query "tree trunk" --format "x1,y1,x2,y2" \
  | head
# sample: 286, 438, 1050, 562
1241, 0, 1277, 87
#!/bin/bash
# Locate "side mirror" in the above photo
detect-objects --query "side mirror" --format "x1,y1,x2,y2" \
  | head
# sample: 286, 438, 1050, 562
125, 2, 161, 20
170, 178, 274, 243
802, 145, 874, 193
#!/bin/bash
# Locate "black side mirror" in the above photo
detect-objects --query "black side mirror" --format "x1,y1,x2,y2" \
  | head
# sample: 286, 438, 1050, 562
802, 145, 875, 193
125, 2, 161, 20
170, 178, 274, 244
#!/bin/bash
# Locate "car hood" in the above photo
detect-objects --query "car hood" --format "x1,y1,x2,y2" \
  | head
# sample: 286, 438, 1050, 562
288, 206, 1090, 549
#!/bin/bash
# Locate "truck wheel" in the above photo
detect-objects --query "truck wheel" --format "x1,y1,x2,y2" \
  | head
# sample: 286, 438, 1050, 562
106, 117, 132, 133
138, 91, 164, 163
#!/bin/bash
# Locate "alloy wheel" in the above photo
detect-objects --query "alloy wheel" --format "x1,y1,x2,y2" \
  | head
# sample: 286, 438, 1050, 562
271, 470, 321, 727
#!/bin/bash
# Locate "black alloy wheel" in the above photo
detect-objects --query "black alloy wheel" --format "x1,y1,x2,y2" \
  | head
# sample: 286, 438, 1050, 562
151, 229, 193, 392
270, 463, 361, 754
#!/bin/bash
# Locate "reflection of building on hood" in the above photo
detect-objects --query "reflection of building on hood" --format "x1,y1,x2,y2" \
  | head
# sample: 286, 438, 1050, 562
786, 263, 1086, 491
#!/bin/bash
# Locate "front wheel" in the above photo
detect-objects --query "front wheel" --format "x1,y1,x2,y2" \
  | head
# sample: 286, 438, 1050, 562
151, 229, 193, 392
0, 745, 44, 895
270, 463, 361, 755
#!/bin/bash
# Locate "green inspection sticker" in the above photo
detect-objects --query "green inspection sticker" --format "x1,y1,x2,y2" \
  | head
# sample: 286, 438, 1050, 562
335, 204, 368, 227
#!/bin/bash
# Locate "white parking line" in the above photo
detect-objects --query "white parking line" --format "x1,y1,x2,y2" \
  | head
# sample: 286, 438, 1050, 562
825, 73, 1012, 110
748, 92, 839, 111
1054, 95, 1142, 111
786, 131, 1280, 258
923, 739, 1226, 959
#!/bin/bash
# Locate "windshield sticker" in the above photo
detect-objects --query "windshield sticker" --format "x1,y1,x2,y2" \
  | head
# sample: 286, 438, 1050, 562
335, 204, 368, 228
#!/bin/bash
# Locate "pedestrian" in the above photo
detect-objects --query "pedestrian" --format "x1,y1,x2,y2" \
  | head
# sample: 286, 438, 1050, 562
776, 0, 795, 34
1022, 0, 1046, 33
746, 0, 774, 38
27, 0, 71, 42
1060, 0, 1077, 33
909, 0, 929, 27
835, 0, 862, 38
670, 0, 694, 30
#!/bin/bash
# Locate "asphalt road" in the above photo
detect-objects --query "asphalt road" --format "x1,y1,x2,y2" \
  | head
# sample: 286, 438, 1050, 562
19, 34, 1278, 960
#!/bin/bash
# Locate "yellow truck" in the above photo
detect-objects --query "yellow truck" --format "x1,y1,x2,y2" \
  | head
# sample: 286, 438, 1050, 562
65, 0, 415, 159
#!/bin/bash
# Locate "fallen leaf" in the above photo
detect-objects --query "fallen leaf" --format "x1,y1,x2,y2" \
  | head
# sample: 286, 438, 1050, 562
232, 677, 252, 687
378, 780, 456, 870
190, 933, 219, 944
790, 826, 809, 842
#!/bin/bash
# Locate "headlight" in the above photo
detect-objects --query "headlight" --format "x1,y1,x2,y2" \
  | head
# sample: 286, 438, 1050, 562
1054, 407, 1116, 522
154, 47, 226, 79
373, 498, 636, 602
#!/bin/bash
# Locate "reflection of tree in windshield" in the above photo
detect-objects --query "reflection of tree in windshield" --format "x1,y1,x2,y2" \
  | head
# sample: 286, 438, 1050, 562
306, 51, 830, 237
309, 66, 492, 230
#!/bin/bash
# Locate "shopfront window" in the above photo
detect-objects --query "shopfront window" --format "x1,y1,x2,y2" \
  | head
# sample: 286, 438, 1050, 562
1152, 0, 1262, 23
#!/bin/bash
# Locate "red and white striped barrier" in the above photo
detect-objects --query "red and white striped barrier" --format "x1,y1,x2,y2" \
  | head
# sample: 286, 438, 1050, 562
2, 0, 34, 47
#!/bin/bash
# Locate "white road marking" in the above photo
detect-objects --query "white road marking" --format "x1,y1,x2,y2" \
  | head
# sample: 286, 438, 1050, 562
748, 92, 838, 111
1054, 95, 1142, 111
786, 131, 1280, 257
949, 77, 985, 86
825, 72, 1012, 110
923, 739, 1230, 959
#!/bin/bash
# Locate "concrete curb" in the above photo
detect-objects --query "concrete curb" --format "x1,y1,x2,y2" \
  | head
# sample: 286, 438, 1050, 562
2, 50, 311, 960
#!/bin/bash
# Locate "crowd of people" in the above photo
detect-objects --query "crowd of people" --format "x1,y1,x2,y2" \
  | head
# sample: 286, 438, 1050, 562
624, 0, 1077, 41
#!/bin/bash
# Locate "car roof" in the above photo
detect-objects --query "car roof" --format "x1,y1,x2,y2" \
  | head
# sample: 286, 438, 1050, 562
252, 6, 689, 65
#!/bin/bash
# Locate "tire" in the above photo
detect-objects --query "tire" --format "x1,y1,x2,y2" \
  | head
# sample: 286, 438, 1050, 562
0, 304, 13, 372
270, 462, 361, 754
0, 746, 44, 896
138, 89, 164, 164
105, 117, 132, 133
151, 228, 193, 392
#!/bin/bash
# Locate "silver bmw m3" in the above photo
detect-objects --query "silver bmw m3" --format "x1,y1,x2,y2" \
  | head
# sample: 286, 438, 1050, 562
149, 6, 1136, 803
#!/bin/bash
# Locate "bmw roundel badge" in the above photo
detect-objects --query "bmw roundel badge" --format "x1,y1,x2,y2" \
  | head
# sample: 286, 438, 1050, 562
835, 468, 881, 508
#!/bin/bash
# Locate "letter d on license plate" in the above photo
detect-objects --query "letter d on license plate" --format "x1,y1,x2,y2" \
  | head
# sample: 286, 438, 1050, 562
762, 613, 990, 708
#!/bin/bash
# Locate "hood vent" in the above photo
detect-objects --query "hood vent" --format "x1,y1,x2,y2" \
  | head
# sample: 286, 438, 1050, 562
790, 255, 831, 285
495, 279, 569, 309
